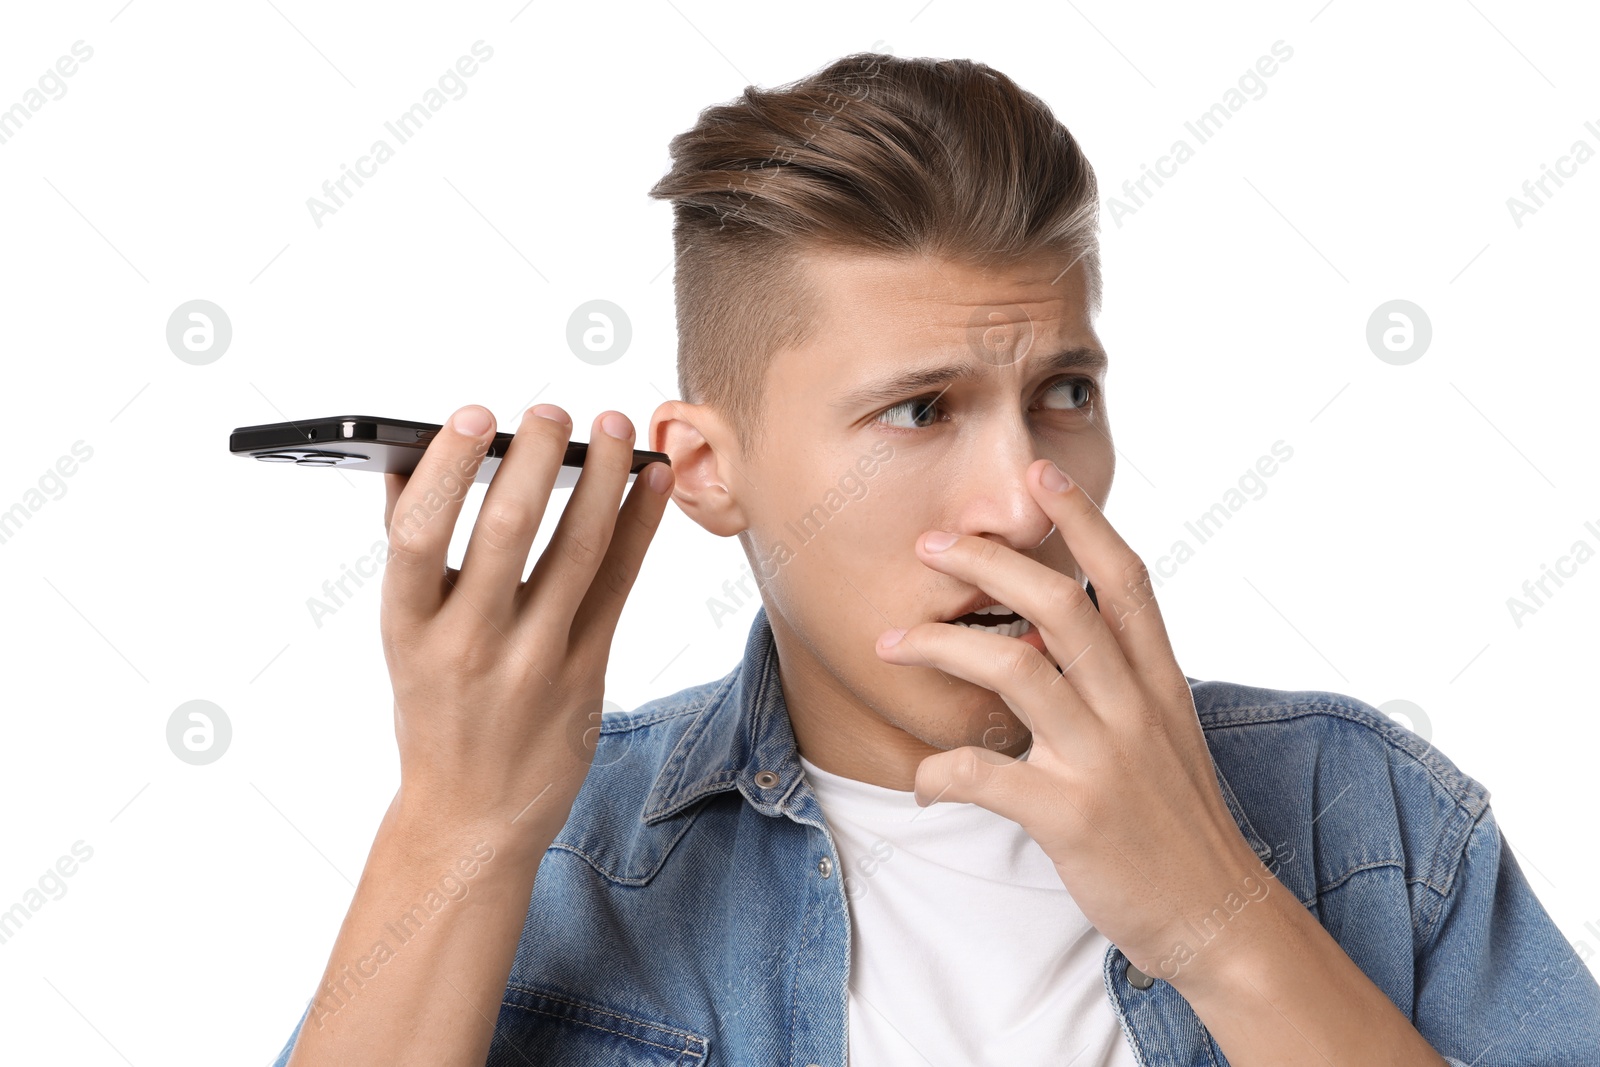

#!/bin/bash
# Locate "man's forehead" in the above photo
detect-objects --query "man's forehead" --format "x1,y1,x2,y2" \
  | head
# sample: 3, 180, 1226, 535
799, 250, 1088, 338
802, 247, 1082, 296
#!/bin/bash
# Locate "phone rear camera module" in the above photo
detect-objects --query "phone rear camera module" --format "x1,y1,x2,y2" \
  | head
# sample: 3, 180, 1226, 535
252, 449, 368, 467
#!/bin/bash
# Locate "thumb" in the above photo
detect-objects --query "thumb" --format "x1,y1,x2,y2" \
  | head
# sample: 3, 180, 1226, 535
913, 745, 1032, 816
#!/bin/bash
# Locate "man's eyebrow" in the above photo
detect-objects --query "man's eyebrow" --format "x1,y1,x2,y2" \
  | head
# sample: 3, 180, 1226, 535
832, 346, 1108, 409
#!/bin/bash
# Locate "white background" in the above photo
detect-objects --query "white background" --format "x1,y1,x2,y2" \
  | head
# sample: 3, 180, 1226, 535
1, 1, 1596, 1063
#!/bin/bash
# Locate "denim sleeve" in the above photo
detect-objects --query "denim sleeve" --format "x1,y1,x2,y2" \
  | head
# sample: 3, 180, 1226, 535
267, 999, 311, 1067
1415, 804, 1600, 1065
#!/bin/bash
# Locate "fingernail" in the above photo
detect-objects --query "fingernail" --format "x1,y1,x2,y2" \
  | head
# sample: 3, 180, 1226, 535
453, 406, 492, 435
923, 531, 958, 552
647, 463, 672, 493
530, 404, 569, 425
601, 412, 633, 440
1040, 461, 1072, 492
880, 628, 906, 648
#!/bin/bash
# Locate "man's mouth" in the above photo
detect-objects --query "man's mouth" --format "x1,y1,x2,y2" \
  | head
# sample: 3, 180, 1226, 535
946, 604, 1033, 637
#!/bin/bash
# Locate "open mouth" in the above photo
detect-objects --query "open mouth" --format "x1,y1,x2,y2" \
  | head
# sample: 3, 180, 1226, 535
945, 606, 1033, 638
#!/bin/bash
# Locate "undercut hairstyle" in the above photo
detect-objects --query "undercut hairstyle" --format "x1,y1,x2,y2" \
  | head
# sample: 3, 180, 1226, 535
648, 53, 1102, 461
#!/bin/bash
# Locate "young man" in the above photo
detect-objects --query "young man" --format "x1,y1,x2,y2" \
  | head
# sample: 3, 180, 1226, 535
271, 54, 1600, 1065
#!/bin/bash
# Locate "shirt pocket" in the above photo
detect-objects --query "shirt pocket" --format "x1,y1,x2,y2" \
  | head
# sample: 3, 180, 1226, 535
490, 983, 711, 1066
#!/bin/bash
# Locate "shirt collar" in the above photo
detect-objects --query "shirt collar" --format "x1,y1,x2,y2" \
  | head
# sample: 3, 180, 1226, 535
641, 604, 1274, 865
643, 603, 800, 824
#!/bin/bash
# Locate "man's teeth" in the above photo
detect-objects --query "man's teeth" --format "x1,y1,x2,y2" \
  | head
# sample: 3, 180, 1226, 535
952, 617, 1033, 637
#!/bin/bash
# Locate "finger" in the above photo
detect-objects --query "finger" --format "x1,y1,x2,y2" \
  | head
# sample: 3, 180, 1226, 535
878, 620, 1094, 751
385, 471, 467, 605
517, 410, 637, 632
566, 460, 674, 657
382, 405, 496, 627
1026, 459, 1182, 688
912, 745, 1034, 817
911, 528, 1138, 712
914, 747, 1116, 876
454, 404, 573, 619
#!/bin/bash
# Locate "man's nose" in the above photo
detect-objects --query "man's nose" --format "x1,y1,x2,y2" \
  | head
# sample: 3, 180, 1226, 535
946, 425, 1057, 552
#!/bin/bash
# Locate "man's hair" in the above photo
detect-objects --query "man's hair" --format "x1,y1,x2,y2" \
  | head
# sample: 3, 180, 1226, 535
648, 53, 1102, 461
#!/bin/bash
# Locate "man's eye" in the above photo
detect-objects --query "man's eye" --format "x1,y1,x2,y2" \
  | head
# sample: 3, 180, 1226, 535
877, 396, 941, 430
1038, 377, 1096, 412
875, 378, 1095, 431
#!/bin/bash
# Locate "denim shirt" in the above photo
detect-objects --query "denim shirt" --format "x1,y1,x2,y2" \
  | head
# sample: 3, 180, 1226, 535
272, 604, 1600, 1065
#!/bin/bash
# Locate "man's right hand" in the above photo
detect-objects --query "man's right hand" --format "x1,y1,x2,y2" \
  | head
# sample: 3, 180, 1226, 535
282, 404, 672, 1066
378, 403, 674, 857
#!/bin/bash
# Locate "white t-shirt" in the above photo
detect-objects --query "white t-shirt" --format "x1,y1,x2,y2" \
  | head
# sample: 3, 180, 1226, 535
798, 748, 1139, 1066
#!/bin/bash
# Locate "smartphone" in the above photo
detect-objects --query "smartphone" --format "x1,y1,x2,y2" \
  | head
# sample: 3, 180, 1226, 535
229, 416, 669, 489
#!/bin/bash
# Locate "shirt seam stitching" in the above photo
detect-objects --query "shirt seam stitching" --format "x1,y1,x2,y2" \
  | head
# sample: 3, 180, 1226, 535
1198, 703, 1487, 819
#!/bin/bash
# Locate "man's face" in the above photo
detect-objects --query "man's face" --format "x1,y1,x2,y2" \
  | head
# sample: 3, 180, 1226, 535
662, 248, 1115, 775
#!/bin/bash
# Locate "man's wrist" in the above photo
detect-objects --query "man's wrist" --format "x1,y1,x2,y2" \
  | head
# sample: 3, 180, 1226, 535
1155, 855, 1312, 1007
382, 787, 554, 878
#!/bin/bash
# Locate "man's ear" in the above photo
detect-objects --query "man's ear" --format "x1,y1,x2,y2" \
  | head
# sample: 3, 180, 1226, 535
648, 400, 749, 537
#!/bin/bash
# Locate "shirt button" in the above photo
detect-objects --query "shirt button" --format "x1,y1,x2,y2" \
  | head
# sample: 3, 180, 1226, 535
754, 770, 779, 788
818, 856, 833, 878
1124, 961, 1155, 990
